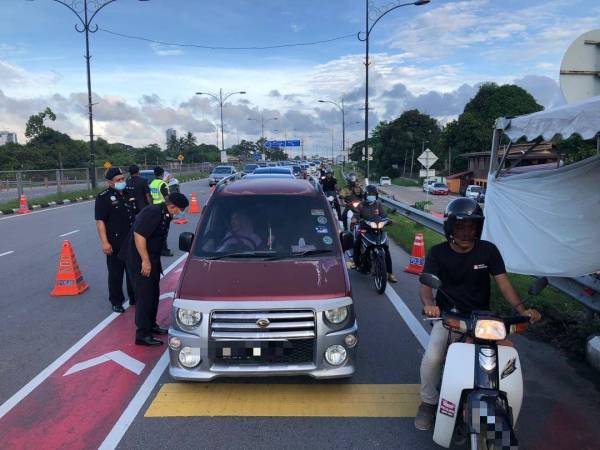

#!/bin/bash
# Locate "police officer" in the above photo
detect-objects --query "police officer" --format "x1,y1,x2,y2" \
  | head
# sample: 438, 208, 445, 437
149, 166, 173, 256
95, 167, 137, 313
126, 164, 151, 213
120, 193, 189, 346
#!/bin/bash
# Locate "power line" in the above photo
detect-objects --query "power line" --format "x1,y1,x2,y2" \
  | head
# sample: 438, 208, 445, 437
99, 28, 357, 51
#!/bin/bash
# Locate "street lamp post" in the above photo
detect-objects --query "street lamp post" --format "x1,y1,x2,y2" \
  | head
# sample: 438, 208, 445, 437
196, 89, 246, 163
357, 0, 430, 183
248, 114, 278, 159
318, 96, 346, 162
32, 0, 151, 188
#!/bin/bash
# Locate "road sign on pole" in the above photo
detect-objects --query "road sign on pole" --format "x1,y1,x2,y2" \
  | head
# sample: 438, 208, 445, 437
417, 149, 438, 169
177, 154, 184, 162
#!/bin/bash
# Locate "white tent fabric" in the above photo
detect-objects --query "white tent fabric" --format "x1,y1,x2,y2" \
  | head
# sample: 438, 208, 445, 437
482, 155, 600, 277
498, 95, 600, 142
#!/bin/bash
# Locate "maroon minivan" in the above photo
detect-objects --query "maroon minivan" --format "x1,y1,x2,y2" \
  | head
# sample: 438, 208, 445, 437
168, 178, 358, 380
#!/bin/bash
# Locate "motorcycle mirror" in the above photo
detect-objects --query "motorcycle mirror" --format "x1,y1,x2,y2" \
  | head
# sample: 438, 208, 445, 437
419, 273, 442, 290
179, 232, 194, 253
528, 277, 548, 296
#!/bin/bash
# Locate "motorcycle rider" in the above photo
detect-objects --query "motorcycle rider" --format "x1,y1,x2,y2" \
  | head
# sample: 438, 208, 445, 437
352, 185, 398, 283
319, 168, 342, 220
414, 197, 542, 431
339, 174, 363, 231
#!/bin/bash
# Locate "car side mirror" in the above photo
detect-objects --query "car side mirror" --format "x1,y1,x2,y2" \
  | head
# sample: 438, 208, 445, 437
419, 273, 442, 290
340, 231, 354, 251
528, 277, 548, 296
179, 232, 194, 253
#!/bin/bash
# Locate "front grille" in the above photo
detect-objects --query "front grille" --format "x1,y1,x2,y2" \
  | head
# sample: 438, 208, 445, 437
210, 309, 316, 340
209, 309, 316, 365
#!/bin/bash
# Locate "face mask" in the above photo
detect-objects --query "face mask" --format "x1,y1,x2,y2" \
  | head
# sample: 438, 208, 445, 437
366, 195, 376, 203
173, 212, 186, 220
114, 182, 126, 191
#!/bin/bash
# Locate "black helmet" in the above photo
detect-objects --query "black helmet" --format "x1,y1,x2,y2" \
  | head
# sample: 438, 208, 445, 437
348, 174, 357, 186
443, 198, 484, 241
364, 184, 379, 200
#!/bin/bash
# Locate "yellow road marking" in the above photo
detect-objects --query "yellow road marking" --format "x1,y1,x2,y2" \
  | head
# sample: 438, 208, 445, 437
145, 384, 420, 417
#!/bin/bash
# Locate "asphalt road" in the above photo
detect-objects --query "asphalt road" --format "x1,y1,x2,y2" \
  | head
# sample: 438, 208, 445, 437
379, 184, 458, 214
1, 178, 599, 449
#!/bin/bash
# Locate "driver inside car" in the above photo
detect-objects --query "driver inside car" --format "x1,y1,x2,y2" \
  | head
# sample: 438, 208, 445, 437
216, 211, 263, 252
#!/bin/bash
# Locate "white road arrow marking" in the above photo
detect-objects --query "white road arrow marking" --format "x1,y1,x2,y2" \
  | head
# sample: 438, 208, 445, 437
63, 351, 145, 376
159, 291, 175, 300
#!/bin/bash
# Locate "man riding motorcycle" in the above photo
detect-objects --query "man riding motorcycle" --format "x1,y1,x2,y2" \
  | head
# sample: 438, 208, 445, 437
319, 168, 342, 220
339, 175, 363, 231
414, 197, 542, 431
352, 185, 398, 283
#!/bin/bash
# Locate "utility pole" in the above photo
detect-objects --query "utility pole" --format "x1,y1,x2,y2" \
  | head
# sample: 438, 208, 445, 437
410, 147, 415, 178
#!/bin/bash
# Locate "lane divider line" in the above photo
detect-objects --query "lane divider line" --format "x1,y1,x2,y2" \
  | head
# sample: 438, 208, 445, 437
98, 351, 169, 450
59, 229, 80, 237
0, 251, 14, 257
0, 252, 188, 420
384, 285, 429, 349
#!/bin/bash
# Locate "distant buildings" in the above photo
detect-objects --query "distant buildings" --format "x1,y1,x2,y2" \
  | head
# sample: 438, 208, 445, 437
0, 131, 18, 146
166, 128, 176, 146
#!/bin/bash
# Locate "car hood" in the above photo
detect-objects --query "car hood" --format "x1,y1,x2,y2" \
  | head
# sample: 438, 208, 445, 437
177, 257, 349, 301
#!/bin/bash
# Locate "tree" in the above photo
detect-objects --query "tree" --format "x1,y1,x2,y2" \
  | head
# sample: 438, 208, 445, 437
25, 107, 57, 141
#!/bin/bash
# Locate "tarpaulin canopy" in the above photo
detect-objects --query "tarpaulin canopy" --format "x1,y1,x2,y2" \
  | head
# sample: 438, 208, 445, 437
497, 95, 600, 142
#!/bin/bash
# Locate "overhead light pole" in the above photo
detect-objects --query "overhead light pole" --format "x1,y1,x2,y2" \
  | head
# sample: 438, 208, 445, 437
28, 0, 151, 188
196, 89, 246, 163
318, 96, 346, 162
248, 114, 278, 157
357, 0, 430, 183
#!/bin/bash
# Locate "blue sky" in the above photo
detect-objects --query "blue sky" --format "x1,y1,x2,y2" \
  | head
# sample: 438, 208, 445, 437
0, 0, 598, 154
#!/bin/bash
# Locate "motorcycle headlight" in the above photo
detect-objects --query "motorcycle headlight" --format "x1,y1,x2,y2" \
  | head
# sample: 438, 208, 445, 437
176, 308, 202, 328
474, 320, 506, 340
377, 222, 386, 229
324, 306, 349, 324
327, 196, 334, 201
367, 221, 377, 229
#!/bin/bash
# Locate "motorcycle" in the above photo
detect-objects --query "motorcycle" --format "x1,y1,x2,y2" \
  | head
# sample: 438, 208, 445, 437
344, 199, 361, 233
356, 216, 391, 294
419, 273, 547, 450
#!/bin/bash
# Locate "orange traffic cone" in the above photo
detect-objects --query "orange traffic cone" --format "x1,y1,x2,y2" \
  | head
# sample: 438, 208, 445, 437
189, 192, 201, 214
17, 194, 31, 214
404, 233, 425, 275
50, 240, 89, 296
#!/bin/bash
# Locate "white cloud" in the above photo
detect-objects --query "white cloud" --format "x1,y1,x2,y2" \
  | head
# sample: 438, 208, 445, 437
149, 43, 184, 57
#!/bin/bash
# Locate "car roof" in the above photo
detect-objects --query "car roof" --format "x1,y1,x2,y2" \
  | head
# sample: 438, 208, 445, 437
253, 167, 292, 174
213, 165, 234, 170
219, 178, 318, 196
243, 174, 295, 180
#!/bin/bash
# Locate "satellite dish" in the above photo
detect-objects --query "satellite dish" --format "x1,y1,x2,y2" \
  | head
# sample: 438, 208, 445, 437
560, 29, 600, 103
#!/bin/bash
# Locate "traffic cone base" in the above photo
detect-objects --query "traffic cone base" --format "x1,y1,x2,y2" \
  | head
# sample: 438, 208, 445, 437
173, 217, 189, 225
17, 194, 31, 214
51, 240, 89, 296
404, 233, 426, 275
189, 192, 201, 214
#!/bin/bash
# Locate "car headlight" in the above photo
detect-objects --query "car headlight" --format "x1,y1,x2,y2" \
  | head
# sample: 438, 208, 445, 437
325, 345, 347, 366
474, 320, 506, 340
176, 308, 202, 328
178, 347, 201, 368
324, 306, 348, 324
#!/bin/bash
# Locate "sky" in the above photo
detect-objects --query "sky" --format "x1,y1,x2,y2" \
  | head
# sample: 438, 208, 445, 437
0, 0, 598, 157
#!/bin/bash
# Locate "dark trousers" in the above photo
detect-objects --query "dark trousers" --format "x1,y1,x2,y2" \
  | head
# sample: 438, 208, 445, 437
134, 266, 160, 339
353, 237, 393, 274
107, 253, 135, 306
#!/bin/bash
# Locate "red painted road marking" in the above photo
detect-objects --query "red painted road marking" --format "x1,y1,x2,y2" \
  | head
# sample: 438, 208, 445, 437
0, 261, 184, 450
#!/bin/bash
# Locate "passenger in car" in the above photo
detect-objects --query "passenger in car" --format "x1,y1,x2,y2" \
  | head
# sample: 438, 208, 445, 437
216, 211, 263, 252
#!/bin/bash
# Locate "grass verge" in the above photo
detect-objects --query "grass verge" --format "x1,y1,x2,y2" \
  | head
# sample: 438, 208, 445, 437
392, 177, 421, 187
0, 187, 103, 211
386, 211, 600, 361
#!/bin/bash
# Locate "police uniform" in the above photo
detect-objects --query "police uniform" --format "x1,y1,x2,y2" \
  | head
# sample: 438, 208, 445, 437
119, 204, 171, 342
95, 175, 137, 309
149, 175, 172, 255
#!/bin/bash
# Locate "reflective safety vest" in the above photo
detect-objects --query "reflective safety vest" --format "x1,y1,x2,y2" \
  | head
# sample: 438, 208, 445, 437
149, 179, 168, 204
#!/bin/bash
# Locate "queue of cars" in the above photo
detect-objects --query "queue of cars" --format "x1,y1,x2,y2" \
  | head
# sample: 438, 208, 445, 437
172, 170, 357, 380
209, 161, 323, 186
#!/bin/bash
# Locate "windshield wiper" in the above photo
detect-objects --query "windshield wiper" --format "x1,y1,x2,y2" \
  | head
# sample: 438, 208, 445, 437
265, 249, 333, 261
204, 250, 277, 260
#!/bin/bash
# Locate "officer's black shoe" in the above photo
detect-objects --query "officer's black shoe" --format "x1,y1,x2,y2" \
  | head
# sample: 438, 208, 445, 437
161, 248, 174, 257
112, 305, 125, 313
135, 336, 163, 346
152, 325, 168, 335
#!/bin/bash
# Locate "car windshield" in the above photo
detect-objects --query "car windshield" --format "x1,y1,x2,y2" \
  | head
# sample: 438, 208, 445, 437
381, 177, 390, 181
470, 186, 481, 192
434, 183, 447, 188
193, 195, 339, 259
213, 167, 232, 174
292, 166, 301, 174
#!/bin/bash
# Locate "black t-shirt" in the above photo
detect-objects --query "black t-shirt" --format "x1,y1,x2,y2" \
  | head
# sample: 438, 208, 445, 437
126, 175, 150, 213
321, 177, 337, 192
119, 204, 171, 273
422, 240, 506, 312
359, 200, 386, 220
94, 187, 136, 250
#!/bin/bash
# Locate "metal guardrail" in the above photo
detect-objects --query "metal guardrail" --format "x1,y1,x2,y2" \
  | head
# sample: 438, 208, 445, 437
341, 167, 600, 316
